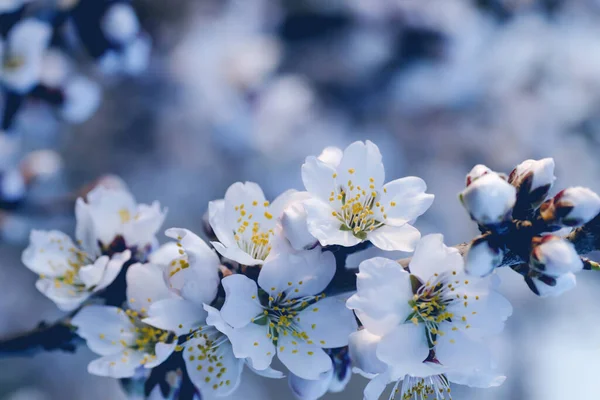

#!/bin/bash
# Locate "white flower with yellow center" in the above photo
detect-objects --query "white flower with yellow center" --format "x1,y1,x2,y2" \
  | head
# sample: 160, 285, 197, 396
21, 230, 130, 312
141, 228, 282, 395
208, 182, 299, 265
301, 141, 434, 251
218, 246, 358, 380
347, 235, 512, 400
75, 185, 166, 257
71, 262, 178, 378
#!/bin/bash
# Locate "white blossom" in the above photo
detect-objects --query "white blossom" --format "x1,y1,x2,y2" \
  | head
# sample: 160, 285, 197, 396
0, 0, 33, 13
22, 230, 130, 311
75, 185, 166, 257
71, 262, 177, 378
101, 3, 140, 44
218, 245, 357, 380
141, 228, 282, 395
460, 172, 516, 225
0, 19, 51, 93
208, 182, 299, 265
509, 158, 556, 200
301, 141, 434, 251
60, 76, 102, 123
530, 236, 583, 278
347, 235, 512, 399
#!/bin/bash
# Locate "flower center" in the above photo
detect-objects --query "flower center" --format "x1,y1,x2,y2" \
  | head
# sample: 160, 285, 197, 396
47, 246, 93, 290
232, 201, 275, 261
329, 175, 387, 239
392, 375, 452, 400
3, 54, 25, 71
252, 292, 325, 346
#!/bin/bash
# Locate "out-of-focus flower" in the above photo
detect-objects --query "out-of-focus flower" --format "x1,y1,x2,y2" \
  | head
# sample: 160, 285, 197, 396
101, 3, 140, 44
465, 235, 504, 277
0, 19, 51, 93
0, 0, 33, 15
98, 34, 151, 76
219, 246, 357, 380
508, 158, 556, 209
60, 76, 102, 123
540, 187, 600, 227
208, 182, 298, 265
530, 235, 583, 277
460, 171, 516, 225
22, 230, 130, 311
302, 141, 434, 250
347, 235, 512, 399
72, 262, 177, 378
75, 185, 166, 259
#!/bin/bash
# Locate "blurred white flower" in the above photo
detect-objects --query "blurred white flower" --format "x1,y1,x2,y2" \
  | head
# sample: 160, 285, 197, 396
460, 172, 516, 225
0, 169, 25, 202
219, 246, 357, 380
22, 230, 130, 311
208, 182, 299, 265
0, 19, 51, 93
75, 185, 166, 258
99, 34, 151, 76
530, 236, 583, 278
302, 141, 434, 250
0, 0, 33, 14
60, 76, 102, 123
102, 3, 140, 44
71, 262, 177, 378
347, 234, 512, 399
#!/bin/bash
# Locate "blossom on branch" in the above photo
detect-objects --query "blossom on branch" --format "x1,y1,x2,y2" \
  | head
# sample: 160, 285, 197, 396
301, 140, 434, 251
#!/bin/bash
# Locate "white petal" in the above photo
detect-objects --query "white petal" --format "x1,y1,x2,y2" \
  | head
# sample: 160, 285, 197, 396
304, 198, 361, 247
35, 279, 90, 312
380, 177, 434, 226
277, 335, 332, 380
124, 201, 166, 249
347, 257, 412, 336
144, 298, 205, 335
367, 224, 421, 252
337, 141, 385, 192
297, 297, 357, 348
208, 199, 235, 247
226, 323, 276, 371
258, 247, 335, 299
348, 330, 387, 377
531, 272, 577, 297
145, 341, 177, 369
211, 241, 264, 266
409, 234, 464, 283
269, 189, 301, 220
75, 198, 99, 256
220, 275, 263, 328
126, 262, 172, 314
301, 156, 338, 202
363, 371, 392, 400
71, 305, 136, 356
87, 350, 145, 378
317, 146, 343, 167
95, 250, 130, 291
247, 363, 285, 379
376, 324, 429, 376
165, 228, 221, 305
446, 369, 506, 389
184, 338, 244, 396
203, 304, 232, 336
79, 256, 110, 288
22, 230, 77, 276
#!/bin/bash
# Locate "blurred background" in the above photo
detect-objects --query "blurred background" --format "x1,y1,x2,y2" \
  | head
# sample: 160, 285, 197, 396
2, 0, 600, 399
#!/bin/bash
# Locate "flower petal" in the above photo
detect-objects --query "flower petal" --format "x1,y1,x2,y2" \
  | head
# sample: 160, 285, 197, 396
220, 274, 263, 328
367, 224, 421, 252
409, 234, 463, 283
226, 323, 276, 371
376, 323, 429, 377
297, 297, 357, 348
258, 246, 335, 299
145, 341, 177, 369
380, 177, 434, 226
301, 156, 338, 202
347, 257, 412, 336
71, 305, 136, 356
87, 350, 145, 378
35, 279, 91, 312
126, 262, 172, 314
288, 368, 333, 400
144, 298, 205, 335
22, 230, 77, 276
337, 141, 385, 192
348, 330, 387, 377
277, 335, 332, 380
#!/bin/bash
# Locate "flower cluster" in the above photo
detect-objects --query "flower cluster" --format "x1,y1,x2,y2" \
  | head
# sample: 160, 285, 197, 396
460, 158, 600, 297
16, 141, 600, 400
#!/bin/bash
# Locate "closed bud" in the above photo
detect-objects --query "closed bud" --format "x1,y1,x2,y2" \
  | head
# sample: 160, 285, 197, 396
530, 235, 582, 277
525, 272, 577, 297
540, 187, 600, 227
459, 173, 516, 225
509, 158, 555, 210
465, 236, 503, 277
465, 164, 493, 187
